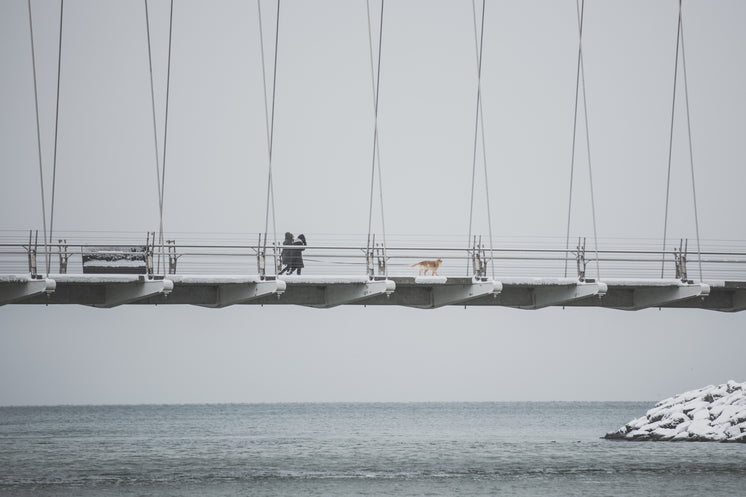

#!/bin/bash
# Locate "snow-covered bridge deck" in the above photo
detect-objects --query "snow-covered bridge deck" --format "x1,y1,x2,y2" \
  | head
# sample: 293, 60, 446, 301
2, 235, 745, 310
1, 273, 744, 311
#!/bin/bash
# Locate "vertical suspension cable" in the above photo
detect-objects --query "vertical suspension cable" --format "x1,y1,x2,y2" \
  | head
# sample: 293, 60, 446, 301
366, 0, 386, 275
467, 0, 490, 278
261, 0, 281, 266
144, 0, 163, 274
564, 0, 585, 278
48, 0, 64, 277
258, 0, 271, 155
478, 59, 495, 279
576, 0, 601, 280
257, 0, 277, 259
678, 5, 703, 281
376, 133, 388, 278
661, 0, 682, 278
365, 0, 377, 246
158, 0, 175, 275
27, 0, 49, 276
375, 26, 388, 279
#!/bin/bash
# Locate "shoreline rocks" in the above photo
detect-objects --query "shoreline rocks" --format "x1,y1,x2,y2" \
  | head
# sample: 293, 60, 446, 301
605, 380, 746, 442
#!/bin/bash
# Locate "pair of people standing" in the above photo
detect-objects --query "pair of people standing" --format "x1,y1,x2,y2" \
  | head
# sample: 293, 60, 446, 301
279, 232, 307, 275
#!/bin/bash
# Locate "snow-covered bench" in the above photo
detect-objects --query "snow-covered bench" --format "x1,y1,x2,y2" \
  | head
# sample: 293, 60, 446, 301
82, 246, 151, 274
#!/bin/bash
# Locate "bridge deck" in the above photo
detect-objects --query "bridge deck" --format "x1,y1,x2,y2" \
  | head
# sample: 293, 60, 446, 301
2, 274, 744, 311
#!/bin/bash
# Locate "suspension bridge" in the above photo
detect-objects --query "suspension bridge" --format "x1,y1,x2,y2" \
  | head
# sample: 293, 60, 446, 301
1, 1, 744, 311
2, 229, 744, 310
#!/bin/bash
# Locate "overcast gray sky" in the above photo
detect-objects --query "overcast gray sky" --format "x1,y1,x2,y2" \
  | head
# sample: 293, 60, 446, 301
1, 0, 744, 405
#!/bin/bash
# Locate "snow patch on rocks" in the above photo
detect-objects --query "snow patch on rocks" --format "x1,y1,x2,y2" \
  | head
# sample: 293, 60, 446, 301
605, 380, 746, 442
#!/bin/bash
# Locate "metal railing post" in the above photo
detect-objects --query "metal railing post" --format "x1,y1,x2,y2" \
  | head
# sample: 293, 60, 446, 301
471, 235, 486, 279
167, 240, 178, 274
257, 233, 266, 277
145, 231, 155, 278
674, 238, 688, 281
27, 230, 39, 278
366, 234, 375, 278
576, 237, 587, 281
57, 239, 69, 274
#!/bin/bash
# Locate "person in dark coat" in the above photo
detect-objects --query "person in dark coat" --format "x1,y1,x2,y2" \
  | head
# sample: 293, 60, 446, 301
288, 233, 307, 275
278, 232, 294, 274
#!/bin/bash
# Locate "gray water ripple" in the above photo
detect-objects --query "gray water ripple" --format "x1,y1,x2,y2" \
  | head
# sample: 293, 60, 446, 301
1, 403, 746, 496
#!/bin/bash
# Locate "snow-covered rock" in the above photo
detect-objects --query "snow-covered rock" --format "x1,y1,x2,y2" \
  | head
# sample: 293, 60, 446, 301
605, 380, 746, 443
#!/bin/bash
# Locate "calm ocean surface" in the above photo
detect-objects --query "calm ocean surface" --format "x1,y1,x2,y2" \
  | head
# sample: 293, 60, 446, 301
1, 402, 745, 496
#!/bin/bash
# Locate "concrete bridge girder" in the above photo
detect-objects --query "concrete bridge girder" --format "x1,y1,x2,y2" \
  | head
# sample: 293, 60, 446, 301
205, 280, 285, 308
484, 277, 607, 310
0, 276, 56, 305
269, 275, 397, 308
317, 279, 396, 308
629, 282, 710, 310
594, 279, 712, 311
96, 279, 174, 308
529, 281, 608, 310
429, 279, 502, 308
1, 273, 745, 311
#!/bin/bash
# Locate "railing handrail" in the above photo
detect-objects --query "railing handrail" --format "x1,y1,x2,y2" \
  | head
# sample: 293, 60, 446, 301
1, 241, 745, 257
2, 236, 745, 281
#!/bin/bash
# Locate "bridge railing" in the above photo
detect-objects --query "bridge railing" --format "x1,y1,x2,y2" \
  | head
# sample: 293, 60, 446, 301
1, 231, 745, 281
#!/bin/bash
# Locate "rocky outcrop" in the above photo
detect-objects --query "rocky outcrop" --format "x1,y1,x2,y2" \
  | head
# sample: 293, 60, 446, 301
605, 380, 746, 442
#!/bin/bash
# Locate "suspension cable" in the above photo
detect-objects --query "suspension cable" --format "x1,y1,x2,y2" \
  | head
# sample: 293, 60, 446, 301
564, 0, 585, 278
258, 0, 271, 156
257, 0, 277, 258
467, 0, 491, 278
157, 0, 174, 275
366, 0, 386, 276
678, 4, 703, 281
48, 0, 64, 277
144, 0, 163, 274
374, 10, 388, 277
26, 0, 49, 276
261, 0, 280, 267
376, 132, 388, 278
476, 7, 495, 281
661, 0, 682, 278
576, 0, 601, 280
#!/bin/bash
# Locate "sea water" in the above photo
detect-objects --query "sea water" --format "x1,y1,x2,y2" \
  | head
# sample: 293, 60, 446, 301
1, 402, 745, 496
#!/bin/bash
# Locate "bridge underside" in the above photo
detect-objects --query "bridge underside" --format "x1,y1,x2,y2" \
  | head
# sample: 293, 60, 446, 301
1, 274, 745, 311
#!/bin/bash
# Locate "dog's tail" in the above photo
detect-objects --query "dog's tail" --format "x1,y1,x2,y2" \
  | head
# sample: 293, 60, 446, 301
410, 262, 419, 267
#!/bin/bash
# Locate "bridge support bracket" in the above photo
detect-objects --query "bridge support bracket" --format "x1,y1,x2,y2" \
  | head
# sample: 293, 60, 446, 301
97, 279, 174, 308
631, 282, 710, 310
430, 279, 502, 308
0, 277, 56, 305
530, 281, 607, 309
321, 279, 395, 308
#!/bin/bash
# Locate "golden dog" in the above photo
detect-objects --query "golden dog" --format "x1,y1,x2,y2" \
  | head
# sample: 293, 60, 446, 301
410, 258, 443, 276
